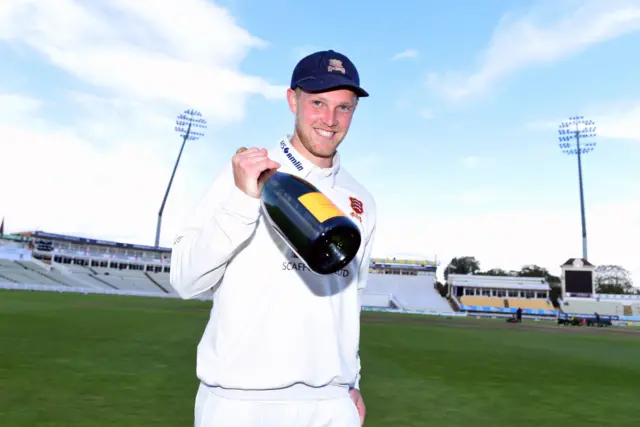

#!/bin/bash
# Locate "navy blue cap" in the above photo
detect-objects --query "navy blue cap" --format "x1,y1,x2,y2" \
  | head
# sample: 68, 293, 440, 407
290, 50, 369, 98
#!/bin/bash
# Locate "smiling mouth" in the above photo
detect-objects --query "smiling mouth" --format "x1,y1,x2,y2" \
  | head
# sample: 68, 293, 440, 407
314, 128, 336, 139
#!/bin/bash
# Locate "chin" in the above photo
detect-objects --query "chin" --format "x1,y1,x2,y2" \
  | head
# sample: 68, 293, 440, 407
310, 142, 338, 157
317, 150, 337, 159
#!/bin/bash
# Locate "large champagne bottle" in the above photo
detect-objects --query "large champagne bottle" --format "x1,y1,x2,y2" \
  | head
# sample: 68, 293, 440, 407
259, 170, 362, 275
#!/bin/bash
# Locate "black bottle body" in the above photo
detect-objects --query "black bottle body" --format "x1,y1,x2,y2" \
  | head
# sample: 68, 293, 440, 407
260, 171, 362, 275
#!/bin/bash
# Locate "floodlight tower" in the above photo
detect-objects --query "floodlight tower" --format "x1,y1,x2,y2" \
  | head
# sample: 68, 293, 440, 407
558, 115, 597, 261
155, 109, 207, 248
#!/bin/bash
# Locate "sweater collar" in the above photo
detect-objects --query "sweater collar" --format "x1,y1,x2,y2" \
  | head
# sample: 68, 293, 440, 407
276, 135, 340, 187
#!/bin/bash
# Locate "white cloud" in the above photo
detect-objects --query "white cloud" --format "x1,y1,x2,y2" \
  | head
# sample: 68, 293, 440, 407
428, 0, 640, 101
374, 197, 640, 285
593, 103, 640, 142
0, 93, 41, 118
0, 0, 286, 247
391, 49, 418, 61
0, 0, 285, 124
527, 101, 640, 143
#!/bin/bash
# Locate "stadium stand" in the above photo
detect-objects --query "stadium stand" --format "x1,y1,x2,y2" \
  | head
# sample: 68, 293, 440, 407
448, 274, 557, 318
559, 258, 640, 317
366, 257, 452, 312
364, 273, 451, 312
561, 295, 640, 317
459, 296, 504, 309
0, 232, 455, 313
0, 257, 174, 294
562, 298, 623, 316
4, 231, 640, 324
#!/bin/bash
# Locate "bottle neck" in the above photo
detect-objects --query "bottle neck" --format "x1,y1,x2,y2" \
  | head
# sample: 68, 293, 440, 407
259, 169, 283, 192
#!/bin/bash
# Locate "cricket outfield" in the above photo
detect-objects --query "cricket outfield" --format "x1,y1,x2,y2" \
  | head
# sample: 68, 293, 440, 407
1, 290, 639, 427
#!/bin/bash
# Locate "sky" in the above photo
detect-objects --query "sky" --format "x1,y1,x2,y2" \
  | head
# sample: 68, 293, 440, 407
1, 0, 639, 285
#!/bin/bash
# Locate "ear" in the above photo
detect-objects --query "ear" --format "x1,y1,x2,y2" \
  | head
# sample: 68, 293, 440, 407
286, 88, 298, 114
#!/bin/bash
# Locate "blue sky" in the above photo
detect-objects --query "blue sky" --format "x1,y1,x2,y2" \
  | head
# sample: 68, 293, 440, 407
1, 0, 639, 284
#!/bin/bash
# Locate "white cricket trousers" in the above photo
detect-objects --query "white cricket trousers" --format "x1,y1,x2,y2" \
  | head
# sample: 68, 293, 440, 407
194, 383, 361, 427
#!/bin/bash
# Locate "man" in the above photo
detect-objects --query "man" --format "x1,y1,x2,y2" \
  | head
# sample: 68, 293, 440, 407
170, 49, 377, 427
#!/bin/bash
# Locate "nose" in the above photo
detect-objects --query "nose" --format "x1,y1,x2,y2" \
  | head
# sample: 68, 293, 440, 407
323, 109, 338, 127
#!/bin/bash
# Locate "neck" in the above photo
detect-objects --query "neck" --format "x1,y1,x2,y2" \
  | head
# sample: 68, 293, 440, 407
290, 133, 334, 169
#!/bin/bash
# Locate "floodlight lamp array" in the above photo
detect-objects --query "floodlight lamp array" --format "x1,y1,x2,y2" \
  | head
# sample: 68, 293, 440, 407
557, 116, 597, 156
175, 109, 208, 141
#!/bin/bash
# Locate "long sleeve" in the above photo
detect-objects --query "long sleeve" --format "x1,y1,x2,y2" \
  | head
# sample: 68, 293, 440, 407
169, 163, 262, 299
357, 223, 376, 294
353, 218, 376, 390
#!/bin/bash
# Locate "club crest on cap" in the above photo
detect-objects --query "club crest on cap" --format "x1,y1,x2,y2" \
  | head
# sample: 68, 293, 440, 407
328, 59, 346, 74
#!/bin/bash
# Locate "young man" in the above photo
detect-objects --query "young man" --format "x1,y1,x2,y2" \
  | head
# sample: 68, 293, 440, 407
170, 49, 377, 427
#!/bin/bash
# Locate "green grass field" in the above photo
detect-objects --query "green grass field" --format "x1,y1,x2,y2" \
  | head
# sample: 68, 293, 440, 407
2, 290, 640, 427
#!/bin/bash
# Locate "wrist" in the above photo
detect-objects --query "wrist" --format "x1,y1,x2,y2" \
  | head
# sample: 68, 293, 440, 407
222, 185, 262, 220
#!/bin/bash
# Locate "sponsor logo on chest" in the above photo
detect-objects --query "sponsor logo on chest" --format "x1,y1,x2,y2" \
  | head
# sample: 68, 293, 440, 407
280, 141, 304, 171
282, 250, 351, 277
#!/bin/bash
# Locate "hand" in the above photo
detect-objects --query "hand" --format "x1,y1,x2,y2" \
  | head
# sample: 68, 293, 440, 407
349, 387, 366, 426
233, 147, 281, 199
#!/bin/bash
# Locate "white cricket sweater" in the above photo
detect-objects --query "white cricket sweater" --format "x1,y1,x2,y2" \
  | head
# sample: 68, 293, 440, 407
170, 136, 377, 400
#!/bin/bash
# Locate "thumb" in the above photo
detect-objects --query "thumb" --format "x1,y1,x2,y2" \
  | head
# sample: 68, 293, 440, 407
268, 160, 281, 170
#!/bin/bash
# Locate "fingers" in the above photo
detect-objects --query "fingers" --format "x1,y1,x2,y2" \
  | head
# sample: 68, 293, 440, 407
247, 157, 280, 170
232, 146, 280, 198
235, 147, 265, 156
233, 147, 280, 171
235, 147, 264, 156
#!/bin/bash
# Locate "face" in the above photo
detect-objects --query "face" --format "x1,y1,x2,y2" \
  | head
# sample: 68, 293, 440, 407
286, 87, 358, 162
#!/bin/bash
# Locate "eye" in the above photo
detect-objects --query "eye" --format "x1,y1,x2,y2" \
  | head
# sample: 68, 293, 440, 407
312, 100, 323, 107
338, 105, 352, 112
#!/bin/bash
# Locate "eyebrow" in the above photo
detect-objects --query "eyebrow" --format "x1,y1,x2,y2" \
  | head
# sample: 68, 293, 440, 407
313, 95, 354, 106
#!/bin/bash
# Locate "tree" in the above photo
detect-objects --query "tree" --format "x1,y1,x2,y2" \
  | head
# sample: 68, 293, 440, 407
476, 268, 512, 276
548, 285, 562, 308
444, 256, 480, 280
595, 265, 633, 294
435, 281, 448, 297
518, 264, 549, 278
517, 264, 561, 285
513, 264, 562, 307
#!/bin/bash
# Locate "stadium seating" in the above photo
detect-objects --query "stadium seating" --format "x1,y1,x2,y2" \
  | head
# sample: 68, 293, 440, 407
364, 274, 451, 312
0, 257, 454, 313
0, 259, 172, 294
457, 296, 555, 312
145, 272, 179, 295
0, 234, 461, 312
0, 258, 71, 287
360, 292, 397, 308
562, 298, 625, 316
507, 298, 555, 311
460, 296, 504, 308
